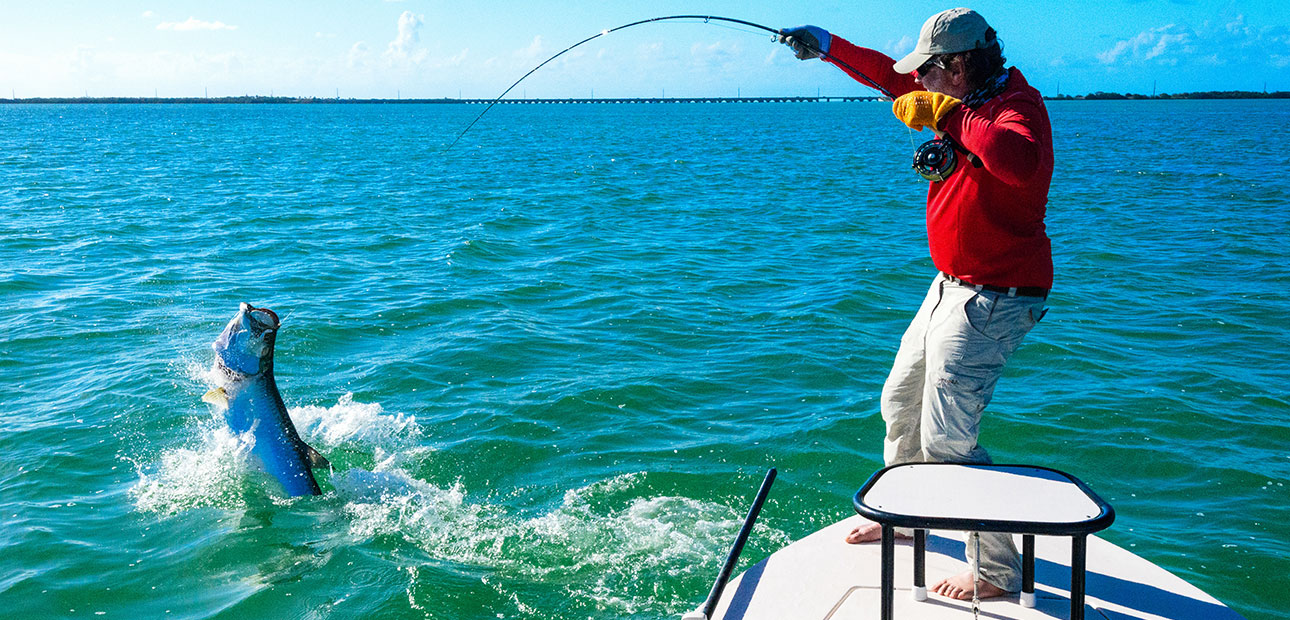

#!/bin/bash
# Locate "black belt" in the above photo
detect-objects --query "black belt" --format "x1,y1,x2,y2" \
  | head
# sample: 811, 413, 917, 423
942, 273, 1048, 299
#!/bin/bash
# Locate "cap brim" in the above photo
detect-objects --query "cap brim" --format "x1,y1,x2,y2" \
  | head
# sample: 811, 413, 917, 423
893, 50, 931, 74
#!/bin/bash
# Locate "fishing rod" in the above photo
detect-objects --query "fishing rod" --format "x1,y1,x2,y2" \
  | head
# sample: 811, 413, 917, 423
682, 468, 777, 620
444, 15, 894, 151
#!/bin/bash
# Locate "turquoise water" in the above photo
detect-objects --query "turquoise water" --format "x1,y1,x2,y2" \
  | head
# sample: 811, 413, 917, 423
1, 100, 1287, 620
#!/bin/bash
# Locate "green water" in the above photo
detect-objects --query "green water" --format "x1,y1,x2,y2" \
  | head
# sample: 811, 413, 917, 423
1, 100, 1287, 619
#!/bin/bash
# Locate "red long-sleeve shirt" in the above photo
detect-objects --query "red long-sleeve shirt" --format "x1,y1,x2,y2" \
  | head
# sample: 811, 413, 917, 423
826, 36, 1054, 289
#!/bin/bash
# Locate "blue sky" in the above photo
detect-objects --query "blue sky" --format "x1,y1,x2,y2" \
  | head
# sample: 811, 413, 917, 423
2, 1, 1286, 99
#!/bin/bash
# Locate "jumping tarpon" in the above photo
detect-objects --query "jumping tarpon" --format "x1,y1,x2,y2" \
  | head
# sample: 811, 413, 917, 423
203, 303, 329, 496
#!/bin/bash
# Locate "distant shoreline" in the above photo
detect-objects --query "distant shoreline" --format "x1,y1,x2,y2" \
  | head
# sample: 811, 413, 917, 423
1049, 90, 1289, 100
1, 91, 1286, 104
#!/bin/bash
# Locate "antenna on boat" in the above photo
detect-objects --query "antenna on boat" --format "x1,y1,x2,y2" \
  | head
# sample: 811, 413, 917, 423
683, 467, 777, 620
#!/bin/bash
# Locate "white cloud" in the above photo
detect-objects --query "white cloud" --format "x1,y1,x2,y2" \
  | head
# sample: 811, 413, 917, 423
516, 35, 544, 62
157, 17, 237, 32
1, 30, 486, 99
385, 11, 425, 62
348, 42, 370, 69
1097, 16, 1290, 69
689, 41, 741, 70
1097, 39, 1131, 65
0, 44, 261, 96
1097, 25, 1194, 64
141, 10, 156, 19
885, 35, 915, 58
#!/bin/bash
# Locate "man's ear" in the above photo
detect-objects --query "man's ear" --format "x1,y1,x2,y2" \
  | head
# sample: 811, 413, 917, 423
948, 55, 969, 88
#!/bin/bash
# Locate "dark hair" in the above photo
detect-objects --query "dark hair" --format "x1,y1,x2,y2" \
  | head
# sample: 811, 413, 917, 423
928, 28, 1006, 89
944, 28, 1007, 89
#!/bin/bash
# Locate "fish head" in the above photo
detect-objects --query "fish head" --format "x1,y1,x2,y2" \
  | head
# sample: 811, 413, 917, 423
212, 302, 281, 377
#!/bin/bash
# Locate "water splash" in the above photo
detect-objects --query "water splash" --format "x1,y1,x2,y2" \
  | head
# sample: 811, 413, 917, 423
334, 468, 786, 615
289, 392, 422, 449
131, 391, 421, 511
130, 389, 786, 616
131, 425, 255, 514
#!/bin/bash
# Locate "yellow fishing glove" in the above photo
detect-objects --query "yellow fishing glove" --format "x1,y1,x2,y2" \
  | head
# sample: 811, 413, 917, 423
892, 91, 962, 131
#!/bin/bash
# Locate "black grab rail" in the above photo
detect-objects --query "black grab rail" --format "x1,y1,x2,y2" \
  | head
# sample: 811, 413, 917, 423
687, 468, 777, 620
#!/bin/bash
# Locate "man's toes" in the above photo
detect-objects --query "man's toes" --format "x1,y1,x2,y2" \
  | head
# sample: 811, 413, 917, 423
843, 523, 882, 544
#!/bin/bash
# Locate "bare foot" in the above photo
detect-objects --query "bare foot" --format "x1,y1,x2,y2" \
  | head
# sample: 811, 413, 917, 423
930, 572, 1008, 600
844, 522, 913, 544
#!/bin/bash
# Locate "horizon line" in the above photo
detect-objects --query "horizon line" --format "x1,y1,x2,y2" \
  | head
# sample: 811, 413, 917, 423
3, 89, 1289, 105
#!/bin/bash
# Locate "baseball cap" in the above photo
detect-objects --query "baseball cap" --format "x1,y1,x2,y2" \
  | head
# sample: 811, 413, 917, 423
893, 8, 995, 74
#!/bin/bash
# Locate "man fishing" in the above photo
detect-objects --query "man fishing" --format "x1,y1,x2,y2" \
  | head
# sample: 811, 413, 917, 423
780, 8, 1054, 601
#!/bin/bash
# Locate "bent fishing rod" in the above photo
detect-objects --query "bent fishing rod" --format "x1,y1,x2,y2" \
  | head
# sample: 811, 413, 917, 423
444, 15, 895, 151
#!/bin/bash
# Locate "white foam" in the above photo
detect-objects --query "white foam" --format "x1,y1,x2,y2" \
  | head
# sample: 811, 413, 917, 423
334, 469, 784, 615
131, 426, 255, 514
134, 372, 782, 615
132, 389, 418, 513
290, 393, 421, 449
181, 354, 224, 389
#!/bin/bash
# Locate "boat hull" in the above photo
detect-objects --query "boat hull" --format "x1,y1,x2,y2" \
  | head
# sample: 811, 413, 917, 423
708, 516, 1244, 620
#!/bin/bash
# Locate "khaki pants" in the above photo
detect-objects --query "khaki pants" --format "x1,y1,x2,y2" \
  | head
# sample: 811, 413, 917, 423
881, 273, 1046, 592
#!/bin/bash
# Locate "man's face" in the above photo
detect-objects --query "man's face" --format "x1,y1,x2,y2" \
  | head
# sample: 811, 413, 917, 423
915, 59, 970, 99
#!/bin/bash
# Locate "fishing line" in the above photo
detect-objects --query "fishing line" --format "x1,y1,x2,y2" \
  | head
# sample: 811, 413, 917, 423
703, 21, 773, 37
444, 15, 895, 151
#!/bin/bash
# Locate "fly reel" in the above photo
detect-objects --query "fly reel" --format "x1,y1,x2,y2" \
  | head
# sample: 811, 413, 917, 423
913, 138, 957, 182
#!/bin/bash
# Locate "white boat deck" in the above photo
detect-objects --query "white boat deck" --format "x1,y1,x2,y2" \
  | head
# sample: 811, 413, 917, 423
707, 516, 1245, 620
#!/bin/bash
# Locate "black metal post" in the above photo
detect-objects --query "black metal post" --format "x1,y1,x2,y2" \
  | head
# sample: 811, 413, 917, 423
881, 525, 895, 620
913, 529, 926, 590
697, 468, 777, 620
1023, 534, 1035, 598
1071, 534, 1087, 620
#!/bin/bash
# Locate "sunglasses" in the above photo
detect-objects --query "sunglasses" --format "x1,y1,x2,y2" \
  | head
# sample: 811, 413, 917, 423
916, 57, 947, 77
